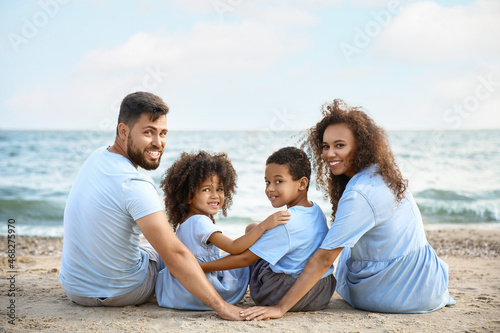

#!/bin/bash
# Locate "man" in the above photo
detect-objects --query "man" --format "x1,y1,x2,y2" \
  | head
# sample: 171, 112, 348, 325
59, 92, 241, 320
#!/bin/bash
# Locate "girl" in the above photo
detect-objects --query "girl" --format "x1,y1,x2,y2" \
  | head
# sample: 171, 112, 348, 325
155, 151, 290, 310
241, 99, 456, 320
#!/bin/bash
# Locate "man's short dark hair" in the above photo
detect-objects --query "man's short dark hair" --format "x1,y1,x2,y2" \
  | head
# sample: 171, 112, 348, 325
266, 146, 311, 189
117, 92, 169, 135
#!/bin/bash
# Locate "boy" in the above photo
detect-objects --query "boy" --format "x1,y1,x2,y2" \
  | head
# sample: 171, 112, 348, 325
200, 147, 336, 311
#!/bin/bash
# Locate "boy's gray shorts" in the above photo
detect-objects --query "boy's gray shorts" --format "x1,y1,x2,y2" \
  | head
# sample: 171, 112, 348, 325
249, 259, 336, 312
64, 243, 161, 307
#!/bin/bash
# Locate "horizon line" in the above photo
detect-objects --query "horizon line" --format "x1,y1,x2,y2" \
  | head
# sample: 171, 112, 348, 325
1, 127, 500, 132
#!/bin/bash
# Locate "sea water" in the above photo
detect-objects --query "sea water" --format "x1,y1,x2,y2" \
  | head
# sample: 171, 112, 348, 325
1, 129, 499, 238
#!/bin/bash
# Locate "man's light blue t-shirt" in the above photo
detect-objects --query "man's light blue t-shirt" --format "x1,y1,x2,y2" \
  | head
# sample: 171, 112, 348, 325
59, 147, 163, 298
249, 202, 334, 279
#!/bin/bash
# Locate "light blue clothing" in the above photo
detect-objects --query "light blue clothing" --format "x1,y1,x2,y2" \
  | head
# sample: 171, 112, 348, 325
59, 147, 163, 298
320, 165, 456, 313
249, 202, 334, 279
155, 215, 249, 310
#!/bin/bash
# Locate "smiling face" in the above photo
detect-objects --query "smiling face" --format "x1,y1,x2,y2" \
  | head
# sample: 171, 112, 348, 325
321, 123, 357, 178
125, 113, 168, 170
265, 163, 304, 208
188, 175, 225, 217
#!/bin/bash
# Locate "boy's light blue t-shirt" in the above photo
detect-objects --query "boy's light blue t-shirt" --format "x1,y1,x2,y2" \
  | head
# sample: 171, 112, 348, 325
249, 202, 334, 279
59, 147, 163, 298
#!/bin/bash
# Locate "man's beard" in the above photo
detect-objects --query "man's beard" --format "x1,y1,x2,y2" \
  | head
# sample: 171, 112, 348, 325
127, 133, 163, 170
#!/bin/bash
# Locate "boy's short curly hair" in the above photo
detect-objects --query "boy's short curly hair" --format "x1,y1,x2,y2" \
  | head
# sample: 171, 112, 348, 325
160, 151, 237, 231
266, 147, 311, 189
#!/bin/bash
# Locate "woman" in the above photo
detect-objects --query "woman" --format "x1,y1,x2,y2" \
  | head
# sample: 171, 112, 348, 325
240, 99, 455, 320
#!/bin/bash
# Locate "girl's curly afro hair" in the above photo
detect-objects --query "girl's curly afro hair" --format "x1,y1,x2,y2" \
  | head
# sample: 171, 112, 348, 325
160, 151, 237, 231
302, 99, 408, 220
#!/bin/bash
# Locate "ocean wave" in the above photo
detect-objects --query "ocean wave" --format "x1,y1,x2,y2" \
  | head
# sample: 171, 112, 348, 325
417, 202, 500, 223
414, 188, 500, 222
0, 199, 64, 221
415, 189, 474, 201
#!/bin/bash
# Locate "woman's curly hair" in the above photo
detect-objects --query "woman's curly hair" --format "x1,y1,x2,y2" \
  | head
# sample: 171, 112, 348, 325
302, 99, 408, 220
160, 151, 237, 231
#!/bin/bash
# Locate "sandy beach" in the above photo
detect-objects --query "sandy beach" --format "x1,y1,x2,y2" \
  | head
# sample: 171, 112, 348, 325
1, 227, 499, 333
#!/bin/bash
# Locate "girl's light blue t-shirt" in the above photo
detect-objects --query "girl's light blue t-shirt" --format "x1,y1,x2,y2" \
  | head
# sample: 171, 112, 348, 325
155, 214, 249, 310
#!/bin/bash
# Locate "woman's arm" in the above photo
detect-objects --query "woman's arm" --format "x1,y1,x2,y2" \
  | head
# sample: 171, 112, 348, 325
200, 249, 260, 272
240, 247, 343, 321
208, 211, 291, 255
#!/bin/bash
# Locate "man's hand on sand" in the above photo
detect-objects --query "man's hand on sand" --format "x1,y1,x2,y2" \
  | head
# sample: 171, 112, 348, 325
239, 306, 285, 321
217, 303, 246, 321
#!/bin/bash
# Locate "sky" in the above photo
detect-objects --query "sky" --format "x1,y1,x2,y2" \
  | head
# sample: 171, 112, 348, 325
1, 0, 499, 132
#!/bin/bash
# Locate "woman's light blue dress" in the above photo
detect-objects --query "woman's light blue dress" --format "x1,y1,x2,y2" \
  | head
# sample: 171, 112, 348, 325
320, 165, 456, 313
155, 215, 249, 310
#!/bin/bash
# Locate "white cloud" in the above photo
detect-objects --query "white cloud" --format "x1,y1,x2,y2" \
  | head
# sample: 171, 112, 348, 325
173, 0, 392, 11
257, 6, 319, 26
383, 65, 500, 131
171, 0, 215, 13
171, 0, 387, 18
76, 20, 307, 76
5, 18, 310, 129
365, 0, 500, 130
4, 0, 499, 131
374, 0, 500, 64
335, 66, 381, 81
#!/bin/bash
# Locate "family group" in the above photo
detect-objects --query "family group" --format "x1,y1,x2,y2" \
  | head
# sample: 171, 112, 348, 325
59, 92, 455, 321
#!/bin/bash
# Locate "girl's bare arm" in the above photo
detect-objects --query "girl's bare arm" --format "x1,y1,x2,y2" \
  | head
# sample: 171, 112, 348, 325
199, 249, 260, 272
208, 211, 290, 254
